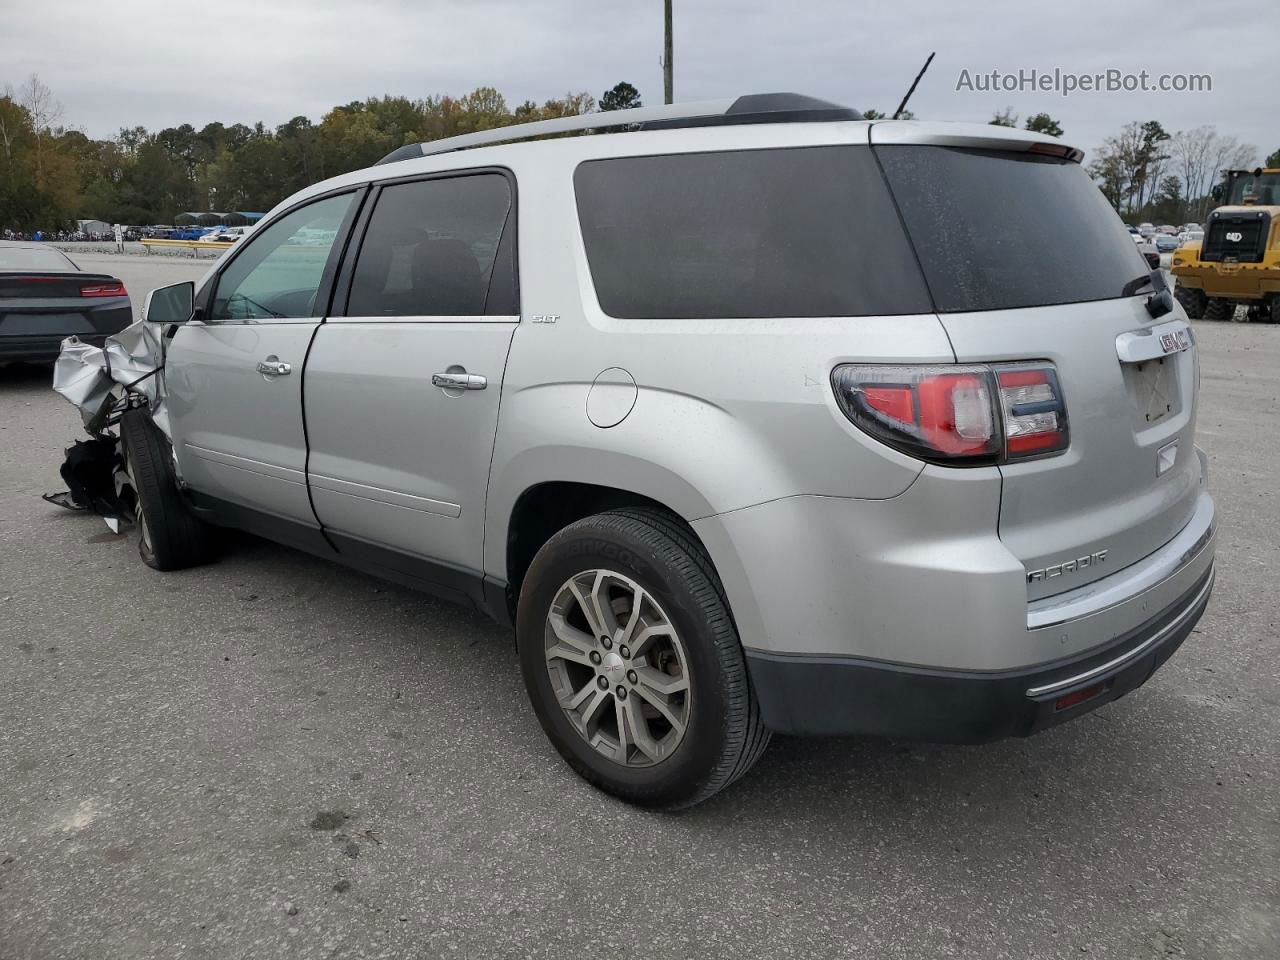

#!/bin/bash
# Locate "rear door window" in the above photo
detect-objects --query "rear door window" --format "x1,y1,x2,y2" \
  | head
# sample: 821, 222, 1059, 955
876, 146, 1150, 313
346, 173, 515, 317
574, 146, 932, 319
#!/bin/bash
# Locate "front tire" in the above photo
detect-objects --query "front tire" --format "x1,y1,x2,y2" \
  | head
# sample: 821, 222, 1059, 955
1174, 285, 1206, 320
1202, 298, 1234, 322
120, 408, 216, 571
517, 509, 769, 809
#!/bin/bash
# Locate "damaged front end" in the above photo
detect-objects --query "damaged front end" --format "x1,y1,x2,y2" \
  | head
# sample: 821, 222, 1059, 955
47, 319, 170, 528
53, 319, 171, 436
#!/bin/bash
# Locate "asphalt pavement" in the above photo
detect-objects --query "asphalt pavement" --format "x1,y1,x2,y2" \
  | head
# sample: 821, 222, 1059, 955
1, 255, 1277, 959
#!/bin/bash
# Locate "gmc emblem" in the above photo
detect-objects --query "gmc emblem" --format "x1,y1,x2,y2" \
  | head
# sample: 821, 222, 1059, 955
1027, 550, 1108, 583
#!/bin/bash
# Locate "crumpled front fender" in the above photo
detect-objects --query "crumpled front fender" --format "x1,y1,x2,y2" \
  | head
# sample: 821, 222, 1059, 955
51, 320, 171, 437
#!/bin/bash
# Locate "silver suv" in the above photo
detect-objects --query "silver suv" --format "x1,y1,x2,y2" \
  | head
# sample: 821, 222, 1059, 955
126, 94, 1216, 808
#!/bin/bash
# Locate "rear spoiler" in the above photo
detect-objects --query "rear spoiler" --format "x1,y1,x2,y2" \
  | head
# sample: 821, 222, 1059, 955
868, 120, 1084, 163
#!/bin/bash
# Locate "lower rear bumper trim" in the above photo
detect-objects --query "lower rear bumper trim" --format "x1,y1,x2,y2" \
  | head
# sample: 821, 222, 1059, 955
745, 563, 1213, 742
1025, 569, 1213, 697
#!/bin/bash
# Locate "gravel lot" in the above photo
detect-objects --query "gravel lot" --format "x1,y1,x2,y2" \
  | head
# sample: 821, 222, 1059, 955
2, 255, 1277, 960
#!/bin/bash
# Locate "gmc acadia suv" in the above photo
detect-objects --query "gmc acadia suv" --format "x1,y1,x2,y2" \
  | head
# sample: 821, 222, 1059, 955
123, 94, 1216, 807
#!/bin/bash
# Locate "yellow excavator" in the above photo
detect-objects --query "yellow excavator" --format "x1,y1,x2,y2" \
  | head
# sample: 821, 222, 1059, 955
1172, 167, 1280, 323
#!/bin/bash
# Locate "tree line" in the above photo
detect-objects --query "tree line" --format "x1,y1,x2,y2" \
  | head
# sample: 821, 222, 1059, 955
0, 73, 1274, 232
1089, 120, 1276, 224
0, 76, 641, 230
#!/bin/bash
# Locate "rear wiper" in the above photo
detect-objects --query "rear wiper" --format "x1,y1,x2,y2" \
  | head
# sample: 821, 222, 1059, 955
1123, 269, 1174, 319
1121, 273, 1155, 297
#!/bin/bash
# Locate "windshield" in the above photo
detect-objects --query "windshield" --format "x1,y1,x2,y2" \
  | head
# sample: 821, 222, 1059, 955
877, 146, 1150, 313
1228, 171, 1280, 206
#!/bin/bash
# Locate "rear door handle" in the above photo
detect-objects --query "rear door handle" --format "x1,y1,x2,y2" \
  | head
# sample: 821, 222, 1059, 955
257, 356, 292, 377
431, 372, 487, 391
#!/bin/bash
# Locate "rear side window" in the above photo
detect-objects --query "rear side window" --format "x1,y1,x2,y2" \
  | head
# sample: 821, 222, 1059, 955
877, 146, 1150, 313
347, 173, 515, 317
574, 146, 932, 319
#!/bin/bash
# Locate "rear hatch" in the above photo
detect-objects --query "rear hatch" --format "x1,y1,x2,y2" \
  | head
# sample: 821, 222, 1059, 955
874, 133, 1202, 600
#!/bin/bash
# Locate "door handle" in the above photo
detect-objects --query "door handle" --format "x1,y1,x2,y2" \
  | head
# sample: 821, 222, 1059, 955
431, 372, 487, 391
257, 356, 292, 377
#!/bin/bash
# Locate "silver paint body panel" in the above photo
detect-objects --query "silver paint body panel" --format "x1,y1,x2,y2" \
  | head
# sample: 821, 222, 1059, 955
159, 117, 1215, 674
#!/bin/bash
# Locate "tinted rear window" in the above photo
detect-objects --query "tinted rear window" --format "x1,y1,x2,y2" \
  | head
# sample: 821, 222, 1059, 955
347, 173, 515, 317
574, 146, 932, 319
0, 245, 74, 270
877, 146, 1149, 313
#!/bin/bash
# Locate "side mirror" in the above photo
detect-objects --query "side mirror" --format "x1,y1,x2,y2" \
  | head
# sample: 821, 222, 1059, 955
1211, 184, 1223, 203
142, 281, 195, 325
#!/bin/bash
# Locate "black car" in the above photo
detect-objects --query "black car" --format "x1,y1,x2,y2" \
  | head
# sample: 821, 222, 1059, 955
1136, 240, 1160, 270
0, 242, 132, 363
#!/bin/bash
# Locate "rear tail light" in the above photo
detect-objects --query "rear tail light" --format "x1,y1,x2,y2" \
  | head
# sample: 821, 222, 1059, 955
80, 281, 127, 298
996, 365, 1069, 457
832, 362, 1069, 466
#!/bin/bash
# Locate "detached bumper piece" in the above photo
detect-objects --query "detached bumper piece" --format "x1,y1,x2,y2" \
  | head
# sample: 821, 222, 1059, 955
746, 565, 1213, 741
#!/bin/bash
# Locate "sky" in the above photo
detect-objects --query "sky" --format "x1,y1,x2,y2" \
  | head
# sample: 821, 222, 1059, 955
1, 0, 1273, 164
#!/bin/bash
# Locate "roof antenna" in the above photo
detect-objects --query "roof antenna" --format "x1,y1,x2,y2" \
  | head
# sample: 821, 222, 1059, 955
892, 51, 935, 119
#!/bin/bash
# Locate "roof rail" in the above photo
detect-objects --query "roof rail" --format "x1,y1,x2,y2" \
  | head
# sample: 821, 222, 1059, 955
375, 93, 862, 165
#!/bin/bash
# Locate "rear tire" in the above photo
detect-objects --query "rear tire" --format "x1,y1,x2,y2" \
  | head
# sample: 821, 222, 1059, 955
1264, 297, 1280, 325
1174, 286, 1206, 320
517, 508, 769, 809
1202, 298, 1234, 322
120, 408, 216, 571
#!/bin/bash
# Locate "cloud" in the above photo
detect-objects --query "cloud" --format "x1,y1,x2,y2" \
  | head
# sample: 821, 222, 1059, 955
2, 0, 1271, 162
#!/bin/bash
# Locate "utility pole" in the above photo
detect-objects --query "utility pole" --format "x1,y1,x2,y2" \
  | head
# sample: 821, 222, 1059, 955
663, 0, 673, 104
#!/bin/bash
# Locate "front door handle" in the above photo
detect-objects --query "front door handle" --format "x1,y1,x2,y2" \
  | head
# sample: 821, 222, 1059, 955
257, 356, 292, 377
431, 372, 487, 391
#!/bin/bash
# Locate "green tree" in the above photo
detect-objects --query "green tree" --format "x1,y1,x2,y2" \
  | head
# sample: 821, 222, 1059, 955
600, 82, 642, 112
990, 107, 1017, 128
1024, 113, 1063, 138
1267, 147, 1280, 167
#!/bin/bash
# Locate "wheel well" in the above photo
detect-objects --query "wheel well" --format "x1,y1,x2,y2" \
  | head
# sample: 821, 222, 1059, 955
504, 482, 697, 616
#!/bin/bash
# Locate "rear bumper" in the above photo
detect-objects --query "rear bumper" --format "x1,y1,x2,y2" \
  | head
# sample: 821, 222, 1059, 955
0, 332, 111, 362
693, 458, 1216, 740
748, 563, 1213, 740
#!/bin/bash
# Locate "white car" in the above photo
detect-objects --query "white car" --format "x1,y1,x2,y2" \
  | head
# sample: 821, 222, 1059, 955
204, 226, 252, 243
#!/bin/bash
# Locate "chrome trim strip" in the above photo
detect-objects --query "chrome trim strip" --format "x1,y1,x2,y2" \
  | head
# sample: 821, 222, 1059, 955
1025, 566, 1214, 698
186, 444, 305, 484
1115, 319, 1193, 364
383, 98, 741, 161
308, 473, 462, 519
325, 314, 519, 325
1027, 493, 1215, 630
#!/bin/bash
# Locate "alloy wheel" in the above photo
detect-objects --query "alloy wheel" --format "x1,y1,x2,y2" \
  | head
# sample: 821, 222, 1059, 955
543, 569, 691, 767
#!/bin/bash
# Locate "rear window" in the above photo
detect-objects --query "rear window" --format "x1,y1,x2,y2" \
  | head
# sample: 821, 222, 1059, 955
0, 245, 74, 270
877, 146, 1149, 313
574, 146, 932, 319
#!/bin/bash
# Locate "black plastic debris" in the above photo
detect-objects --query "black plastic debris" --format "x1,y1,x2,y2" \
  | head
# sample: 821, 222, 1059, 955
43, 437, 130, 521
